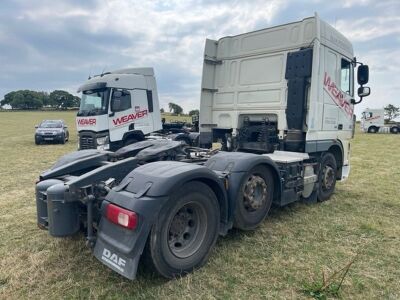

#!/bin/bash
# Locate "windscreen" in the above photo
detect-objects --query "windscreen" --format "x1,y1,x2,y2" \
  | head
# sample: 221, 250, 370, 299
40, 121, 62, 128
78, 88, 110, 116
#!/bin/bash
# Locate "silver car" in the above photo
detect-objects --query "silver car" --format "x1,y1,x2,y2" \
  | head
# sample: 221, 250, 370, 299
35, 120, 69, 145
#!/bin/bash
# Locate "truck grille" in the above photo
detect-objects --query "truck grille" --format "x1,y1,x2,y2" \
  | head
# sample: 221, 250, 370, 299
80, 135, 96, 149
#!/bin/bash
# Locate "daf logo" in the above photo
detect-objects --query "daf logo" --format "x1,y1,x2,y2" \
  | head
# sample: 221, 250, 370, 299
101, 248, 126, 272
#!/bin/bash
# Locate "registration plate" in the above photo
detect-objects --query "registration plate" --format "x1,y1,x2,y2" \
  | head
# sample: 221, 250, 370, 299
44, 138, 54, 141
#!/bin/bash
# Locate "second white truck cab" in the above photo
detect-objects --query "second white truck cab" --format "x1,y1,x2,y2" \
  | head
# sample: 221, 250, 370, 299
76, 68, 162, 150
199, 13, 370, 181
361, 108, 400, 133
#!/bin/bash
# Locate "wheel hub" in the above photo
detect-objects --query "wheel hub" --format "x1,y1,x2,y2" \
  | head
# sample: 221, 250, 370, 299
243, 175, 267, 211
168, 204, 206, 258
322, 165, 335, 190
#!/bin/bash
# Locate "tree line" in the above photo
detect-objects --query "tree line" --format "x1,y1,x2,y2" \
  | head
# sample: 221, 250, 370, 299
384, 104, 400, 122
0, 90, 80, 110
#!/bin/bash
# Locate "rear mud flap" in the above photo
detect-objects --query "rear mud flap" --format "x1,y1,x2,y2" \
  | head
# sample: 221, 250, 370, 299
94, 239, 140, 280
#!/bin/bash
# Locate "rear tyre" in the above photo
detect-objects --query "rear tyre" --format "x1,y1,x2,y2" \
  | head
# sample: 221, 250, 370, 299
147, 181, 220, 278
368, 126, 378, 133
317, 152, 337, 201
233, 166, 274, 231
390, 127, 399, 134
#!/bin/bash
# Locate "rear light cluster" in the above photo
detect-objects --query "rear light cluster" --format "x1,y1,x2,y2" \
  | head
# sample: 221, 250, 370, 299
106, 203, 138, 230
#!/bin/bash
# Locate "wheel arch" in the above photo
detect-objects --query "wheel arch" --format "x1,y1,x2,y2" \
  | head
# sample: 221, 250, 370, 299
123, 130, 145, 142
327, 143, 343, 180
258, 162, 282, 204
204, 152, 282, 224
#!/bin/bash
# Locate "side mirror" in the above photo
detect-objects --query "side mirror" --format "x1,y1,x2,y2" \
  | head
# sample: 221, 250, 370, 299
358, 86, 370, 98
357, 65, 369, 85
35, 125, 38, 128
64, 125, 68, 129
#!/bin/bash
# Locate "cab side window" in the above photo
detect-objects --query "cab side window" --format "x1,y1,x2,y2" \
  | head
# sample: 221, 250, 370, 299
340, 59, 353, 96
111, 89, 131, 112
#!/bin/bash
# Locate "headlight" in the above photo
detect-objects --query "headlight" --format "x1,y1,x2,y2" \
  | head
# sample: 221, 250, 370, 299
96, 136, 109, 146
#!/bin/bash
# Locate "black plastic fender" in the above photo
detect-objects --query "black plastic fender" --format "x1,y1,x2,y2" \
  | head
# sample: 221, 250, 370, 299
204, 152, 282, 225
40, 150, 111, 180
94, 161, 228, 280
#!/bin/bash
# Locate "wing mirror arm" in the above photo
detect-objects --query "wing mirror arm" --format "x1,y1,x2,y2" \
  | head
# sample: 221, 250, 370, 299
351, 98, 362, 105
352, 86, 371, 105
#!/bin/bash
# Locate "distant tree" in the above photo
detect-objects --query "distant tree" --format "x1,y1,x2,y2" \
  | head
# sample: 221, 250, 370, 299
1, 89, 78, 110
168, 102, 183, 115
1, 90, 44, 109
189, 109, 199, 116
160, 108, 165, 113
384, 104, 400, 123
49, 90, 79, 109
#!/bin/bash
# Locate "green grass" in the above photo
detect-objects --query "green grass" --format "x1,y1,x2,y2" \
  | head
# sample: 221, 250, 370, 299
0, 111, 399, 299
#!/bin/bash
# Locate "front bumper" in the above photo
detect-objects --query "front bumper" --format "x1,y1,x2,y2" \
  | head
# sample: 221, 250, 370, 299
36, 133, 63, 141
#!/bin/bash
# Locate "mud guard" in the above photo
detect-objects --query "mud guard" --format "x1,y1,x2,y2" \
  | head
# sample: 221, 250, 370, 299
94, 161, 227, 280
204, 152, 282, 223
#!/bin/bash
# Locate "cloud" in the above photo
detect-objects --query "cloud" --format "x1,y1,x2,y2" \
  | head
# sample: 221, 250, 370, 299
336, 16, 400, 43
0, 0, 399, 116
0, 0, 288, 111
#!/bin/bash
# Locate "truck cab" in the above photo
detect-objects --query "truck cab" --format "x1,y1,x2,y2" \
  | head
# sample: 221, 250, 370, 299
361, 108, 385, 133
199, 13, 370, 180
76, 68, 162, 150
361, 108, 400, 133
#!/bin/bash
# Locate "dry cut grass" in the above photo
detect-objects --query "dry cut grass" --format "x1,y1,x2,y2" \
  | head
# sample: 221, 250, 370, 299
0, 111, 399, 299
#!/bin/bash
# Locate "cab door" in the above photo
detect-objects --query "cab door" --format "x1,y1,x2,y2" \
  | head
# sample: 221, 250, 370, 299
322, 48, 354, 132
337, 57, 354, 132
129, 89, 153, 135
322, 48, 339, 131
108, 88, 135, 142
108, 88, 153, 142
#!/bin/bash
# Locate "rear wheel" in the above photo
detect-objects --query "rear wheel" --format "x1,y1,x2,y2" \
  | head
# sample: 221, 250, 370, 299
234, 166, 274, 230
147, 181, 220, 278
317, 152, 337, 201
368, 126, 378, 133
390, 127, 399, 134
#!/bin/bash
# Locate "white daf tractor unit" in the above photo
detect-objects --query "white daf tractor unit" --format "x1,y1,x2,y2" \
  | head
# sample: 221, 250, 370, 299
76, 68, 163, 150
361, 108, 400, 134
36, 15, 371, 280
199, 13, 370, 181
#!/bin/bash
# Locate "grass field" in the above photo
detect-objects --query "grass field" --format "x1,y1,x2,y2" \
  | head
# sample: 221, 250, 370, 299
0, 111, 399, 299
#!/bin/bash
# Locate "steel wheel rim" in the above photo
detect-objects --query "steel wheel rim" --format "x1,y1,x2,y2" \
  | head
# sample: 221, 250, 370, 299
243, 175, 268, 212
167, 202, 207, 258
322, 165, 335, 191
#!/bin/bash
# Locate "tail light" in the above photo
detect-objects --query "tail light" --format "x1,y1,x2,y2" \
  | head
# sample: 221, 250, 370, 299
106, 203, 138, 230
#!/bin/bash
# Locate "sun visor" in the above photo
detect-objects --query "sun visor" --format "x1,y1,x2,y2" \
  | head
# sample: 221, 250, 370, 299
77, 81, 107, 93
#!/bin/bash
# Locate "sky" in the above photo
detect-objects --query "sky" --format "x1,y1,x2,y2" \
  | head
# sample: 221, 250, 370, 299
1, 0, 399, 117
